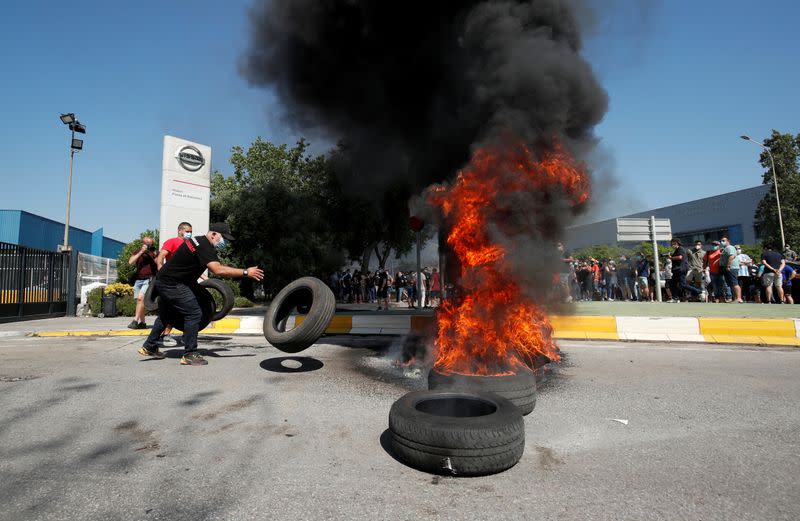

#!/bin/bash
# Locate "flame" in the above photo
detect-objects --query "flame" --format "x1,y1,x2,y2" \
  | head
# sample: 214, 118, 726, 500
428, 139, 589, 376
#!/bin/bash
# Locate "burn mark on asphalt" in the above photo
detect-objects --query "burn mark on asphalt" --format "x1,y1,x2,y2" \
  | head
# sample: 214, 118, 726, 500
193, 396, 261, 421
58, 383, 99, 392
114, 421, 161, 452
179, 390, 220, 407
0, 375, 39, 383
536, 446, 564, 470
210, 422, 243, 434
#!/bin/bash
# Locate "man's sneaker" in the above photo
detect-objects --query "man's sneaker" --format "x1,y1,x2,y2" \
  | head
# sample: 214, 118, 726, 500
160, 335, 183, 347
180, 352, 208, 366
128, 320, 140, 330
136, 321, 149, 329
138, 346, 166, 359
700, 291, 708, 303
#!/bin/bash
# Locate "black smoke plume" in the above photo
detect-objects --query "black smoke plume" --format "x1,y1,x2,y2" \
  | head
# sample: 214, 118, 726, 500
242, 0, 608, 194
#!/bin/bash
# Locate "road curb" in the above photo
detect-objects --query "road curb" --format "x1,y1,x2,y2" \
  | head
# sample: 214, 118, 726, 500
25, 314, 800, 347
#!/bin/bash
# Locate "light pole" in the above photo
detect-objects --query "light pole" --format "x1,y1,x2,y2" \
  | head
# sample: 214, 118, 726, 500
741, 135, 785, 250
59, 113, 86, 251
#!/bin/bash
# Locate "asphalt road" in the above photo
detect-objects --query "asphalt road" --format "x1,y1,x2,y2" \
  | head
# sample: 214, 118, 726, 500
1, 335, 798, 521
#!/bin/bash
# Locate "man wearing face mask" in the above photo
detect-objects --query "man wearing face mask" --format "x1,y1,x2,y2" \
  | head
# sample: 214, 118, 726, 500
155, 222, 194, 346
138, 223, 264, 366
156, 221, 194, 268
687, 240, 707, 302
668, 238, 702, 302
735, 245, 753, 301
717, 236, 741, 303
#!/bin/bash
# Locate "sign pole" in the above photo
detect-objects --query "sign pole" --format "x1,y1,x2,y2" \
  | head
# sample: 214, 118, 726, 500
651, 215, 662, 302
416, 231, 422, 308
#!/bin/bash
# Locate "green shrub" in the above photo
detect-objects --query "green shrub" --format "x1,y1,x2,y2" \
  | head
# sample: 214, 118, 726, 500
222, 279, 241, 297
116, 296, 137, 317
87, 287, 105, 316
234, 296, 254, 308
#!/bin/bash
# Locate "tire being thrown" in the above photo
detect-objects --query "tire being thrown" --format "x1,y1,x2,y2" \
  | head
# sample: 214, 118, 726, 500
263, 277, 336, 353
143, 277, 159, 312
200, 278, 235, 321
428, 367, 537, 416
158, 284, 216, 332
389, 390, 524, 476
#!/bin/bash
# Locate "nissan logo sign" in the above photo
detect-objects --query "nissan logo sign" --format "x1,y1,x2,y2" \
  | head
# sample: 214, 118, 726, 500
175, 145, 205, 172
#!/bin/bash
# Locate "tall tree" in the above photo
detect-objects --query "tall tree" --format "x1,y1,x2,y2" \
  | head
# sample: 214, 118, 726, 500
210, 138, 427, 297
753, 130, 800, 249
211, 138, 344, 297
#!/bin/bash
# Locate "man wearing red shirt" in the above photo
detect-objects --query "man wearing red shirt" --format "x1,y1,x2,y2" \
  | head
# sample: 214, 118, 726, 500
703, 240, 727, 302
155, 222, 193, 344
157, 222, 193, 268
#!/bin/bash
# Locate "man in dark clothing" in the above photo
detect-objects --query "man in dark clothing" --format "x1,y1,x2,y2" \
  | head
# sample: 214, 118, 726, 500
341, 269, 353, 303
634, 254, 650, 301
669, 238, 701, 302
138, 223, 264, 366
761, 244, 785, 304
394, 271, 407, 303
376, 267, 390, 311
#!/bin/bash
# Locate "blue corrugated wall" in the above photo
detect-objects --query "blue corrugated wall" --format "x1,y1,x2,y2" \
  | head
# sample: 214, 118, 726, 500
0, 210, 125, 258
0, 210, 21, 244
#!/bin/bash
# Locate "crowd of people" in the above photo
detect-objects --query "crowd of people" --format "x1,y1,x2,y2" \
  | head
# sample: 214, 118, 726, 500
558, 239, 798, 304
328, 267, 442, 310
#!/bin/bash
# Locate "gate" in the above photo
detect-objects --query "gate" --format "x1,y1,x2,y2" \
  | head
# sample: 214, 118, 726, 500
0, 242, 72, 322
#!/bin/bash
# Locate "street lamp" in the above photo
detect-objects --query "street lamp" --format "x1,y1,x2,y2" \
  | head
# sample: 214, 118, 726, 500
59, 113, 87, 251
741, 135, 785, 250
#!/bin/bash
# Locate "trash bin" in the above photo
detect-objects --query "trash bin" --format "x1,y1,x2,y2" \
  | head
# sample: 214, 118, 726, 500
101, 294, 117, 318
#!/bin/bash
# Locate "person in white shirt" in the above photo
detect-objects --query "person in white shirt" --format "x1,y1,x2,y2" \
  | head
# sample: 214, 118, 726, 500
735, 246, 753, 301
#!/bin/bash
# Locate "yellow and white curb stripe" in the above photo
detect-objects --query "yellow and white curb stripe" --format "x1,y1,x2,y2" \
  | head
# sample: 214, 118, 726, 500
28, 314, 800, 347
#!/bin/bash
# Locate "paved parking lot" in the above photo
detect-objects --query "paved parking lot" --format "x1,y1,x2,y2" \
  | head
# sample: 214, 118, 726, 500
1, 335, 799, 521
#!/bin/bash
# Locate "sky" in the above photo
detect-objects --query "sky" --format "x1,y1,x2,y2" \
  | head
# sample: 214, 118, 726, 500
0, 0, 798, 243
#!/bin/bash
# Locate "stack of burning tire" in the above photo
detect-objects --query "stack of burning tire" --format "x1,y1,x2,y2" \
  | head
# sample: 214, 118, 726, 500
387, 364, 539, 477
428, 367, 537, 415
388, 390, 525, 476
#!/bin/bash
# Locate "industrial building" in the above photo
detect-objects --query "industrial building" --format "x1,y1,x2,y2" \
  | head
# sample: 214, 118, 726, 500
0, 210, 125, 258
566, 185, 770, 249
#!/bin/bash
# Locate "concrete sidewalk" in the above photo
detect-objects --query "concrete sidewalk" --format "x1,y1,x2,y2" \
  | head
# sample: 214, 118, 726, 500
1, 300, 798, 347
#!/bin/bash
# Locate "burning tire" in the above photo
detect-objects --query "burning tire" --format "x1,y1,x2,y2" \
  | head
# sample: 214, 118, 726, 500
388, 390, 524, 476
428, 368, 537, 416
263, 277, 336, 353
200, 278, 235, 321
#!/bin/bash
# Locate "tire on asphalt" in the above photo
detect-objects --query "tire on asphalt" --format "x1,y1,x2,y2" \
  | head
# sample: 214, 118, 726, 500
143, 277, 159, 312
388, 390, 525, 476
158, 285, 216, 333
428, 367, 537, 416
263, 276, 336, 353
200, 278, 235, 321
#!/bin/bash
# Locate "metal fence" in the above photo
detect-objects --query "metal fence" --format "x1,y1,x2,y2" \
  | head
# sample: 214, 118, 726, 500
0, 242, 73, 322
77, 252, 117, 292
